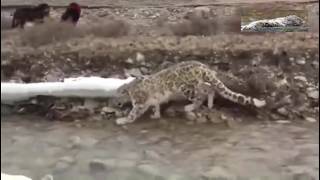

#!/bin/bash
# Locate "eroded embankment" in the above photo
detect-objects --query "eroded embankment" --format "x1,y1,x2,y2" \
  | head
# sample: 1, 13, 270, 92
1, 33, 319, 123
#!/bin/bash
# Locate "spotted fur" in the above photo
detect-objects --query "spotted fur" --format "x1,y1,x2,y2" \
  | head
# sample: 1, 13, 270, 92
116, 61, 266, 125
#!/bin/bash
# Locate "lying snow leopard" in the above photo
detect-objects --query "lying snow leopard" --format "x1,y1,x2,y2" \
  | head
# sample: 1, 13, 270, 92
115, 61, 266, 125
241, 15, 304, 31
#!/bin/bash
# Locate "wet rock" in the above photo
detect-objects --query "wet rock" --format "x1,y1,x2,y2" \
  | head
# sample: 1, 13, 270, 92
201, 166, 236, 180
305, 117, 317, 123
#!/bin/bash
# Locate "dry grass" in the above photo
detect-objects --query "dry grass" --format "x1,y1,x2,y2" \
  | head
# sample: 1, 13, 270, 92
21, 20, 84, 47
83, 19, 130, 38
160, 8, 241, 36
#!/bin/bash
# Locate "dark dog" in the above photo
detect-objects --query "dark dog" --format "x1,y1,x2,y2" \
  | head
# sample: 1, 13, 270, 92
61, 2, 81, 25
12, 3, 50, 28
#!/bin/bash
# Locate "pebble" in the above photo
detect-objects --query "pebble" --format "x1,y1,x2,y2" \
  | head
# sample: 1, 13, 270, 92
136, 52, 145, 62
296, 57, 306, 65
68, 136, 98, 148
305, 117, 317, 123
276, 120, 291, 124
125, 58, 134, 64
306, 89, 319, 100
277, 107, 289, 117
220, 114, 229, 121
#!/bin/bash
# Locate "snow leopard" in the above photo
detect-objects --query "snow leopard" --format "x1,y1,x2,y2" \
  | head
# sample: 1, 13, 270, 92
115, 61, 266, 125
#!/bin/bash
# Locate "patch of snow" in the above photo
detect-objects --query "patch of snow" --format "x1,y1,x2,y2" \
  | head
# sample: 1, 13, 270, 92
1, 76, 135, 104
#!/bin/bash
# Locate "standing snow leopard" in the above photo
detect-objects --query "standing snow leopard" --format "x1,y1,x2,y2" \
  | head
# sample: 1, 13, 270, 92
115, 61, 266, 125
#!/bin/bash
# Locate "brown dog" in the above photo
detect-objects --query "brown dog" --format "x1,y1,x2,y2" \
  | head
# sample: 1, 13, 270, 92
12, 3, 50, 28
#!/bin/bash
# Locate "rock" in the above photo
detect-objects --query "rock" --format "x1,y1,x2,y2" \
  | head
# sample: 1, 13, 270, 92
185, 112, 197, 121
101, 106, 118, 113
220, 114, 228, 121
68, 136, 98, 148
125, 68, 143, 77
136, 52, 145, 62
294, 76, 308, 82
306, 88, 319, 100
296, 57, 306, 65
277, 107, 289, 117
125, 58, 134, 64
305, 117, 317, 122
101, 106, 123, 117
312, 60, 319, 69
201, 166, 236, 180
